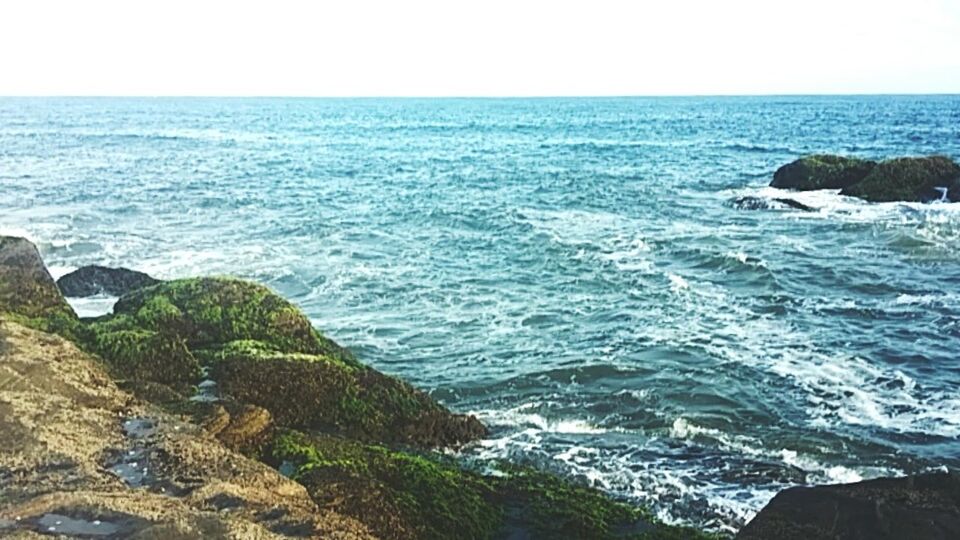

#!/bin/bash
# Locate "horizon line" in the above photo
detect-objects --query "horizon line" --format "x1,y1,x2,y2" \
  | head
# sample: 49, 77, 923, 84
2, 92, 960, 100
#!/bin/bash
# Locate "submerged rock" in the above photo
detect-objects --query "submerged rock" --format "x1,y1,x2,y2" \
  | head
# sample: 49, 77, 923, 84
57, 264, 160, 297
731, 196, 816, 212
737, 472, 960, 540
771, 155, 876, 191
840, 156, 960, 202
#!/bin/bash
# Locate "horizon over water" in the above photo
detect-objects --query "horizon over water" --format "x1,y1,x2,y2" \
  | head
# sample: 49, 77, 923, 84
2, 96, 959, 533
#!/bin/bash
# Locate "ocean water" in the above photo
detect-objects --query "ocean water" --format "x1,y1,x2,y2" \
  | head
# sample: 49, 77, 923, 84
2, 96, 959, 533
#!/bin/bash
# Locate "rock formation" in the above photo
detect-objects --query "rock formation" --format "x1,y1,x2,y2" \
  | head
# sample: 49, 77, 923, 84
738, 472, 960, 540
57, 264, 160, 297
770, 155, 960, 203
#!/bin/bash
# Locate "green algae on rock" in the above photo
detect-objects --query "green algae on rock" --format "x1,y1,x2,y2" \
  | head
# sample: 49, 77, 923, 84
271, 431, 502, 540
209, 339, 487, 447
89, 328, 202, 384
770, 155, 876, 191
0, 235, 79, 338
839, 155, 960, 202
112, 277, 354, 362
81, 277, 485, 448
271, 431, 720, 540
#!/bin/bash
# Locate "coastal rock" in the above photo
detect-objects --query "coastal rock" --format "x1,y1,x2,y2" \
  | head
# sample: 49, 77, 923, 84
771, 155, 876, 191
270, 431, 714, 540
731, 196, 816, 212
840, 156, 960, 202
737, 472, 960, 540
0, 235, 77, 335
110, 277, 354, 362
57, 264, 160, 297
88, 327, 202, 384
210, 340, 487, 448
771, 154, 960, 203
0, 319, 375, 539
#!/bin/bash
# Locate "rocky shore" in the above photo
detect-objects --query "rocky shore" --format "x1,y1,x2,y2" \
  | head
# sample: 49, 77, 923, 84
0, 235, 715, 539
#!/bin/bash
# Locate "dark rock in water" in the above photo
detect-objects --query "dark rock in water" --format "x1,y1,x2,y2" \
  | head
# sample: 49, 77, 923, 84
771, 155, 876, 191
737, 472, 960, 540
732, 196, 816, 212
774, 198, 816, 212
0, 235, 78, 335
840, 156, 960, 202
57, 265, 160, 297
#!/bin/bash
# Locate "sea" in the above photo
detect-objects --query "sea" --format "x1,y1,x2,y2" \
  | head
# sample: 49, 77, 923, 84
2, 96, 959, 534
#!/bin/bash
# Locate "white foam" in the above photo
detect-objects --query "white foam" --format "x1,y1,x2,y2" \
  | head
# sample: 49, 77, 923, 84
668, 273, 690, 292
474, 405, 611, 435
66, 295, 118, 318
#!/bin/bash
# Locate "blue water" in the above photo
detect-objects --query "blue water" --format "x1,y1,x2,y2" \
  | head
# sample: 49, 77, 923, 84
2, 96, 959, 533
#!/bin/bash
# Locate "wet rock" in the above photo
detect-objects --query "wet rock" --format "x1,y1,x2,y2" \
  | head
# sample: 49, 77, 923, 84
57, 265, 160, 297
737, 472, 960, 540
840, 156, 960, 202
731, 196, 816, 212
771, 155, 960, 203
771, 155, 876, 191
272, 431, 714, 540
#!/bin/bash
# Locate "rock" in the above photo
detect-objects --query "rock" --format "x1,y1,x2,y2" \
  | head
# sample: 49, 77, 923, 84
216, 404, 275, 457
57, 265, 160, 297
210, 340, 487, 448
270, 431, 714, 540
87, 327, 202, 385
737, 472, 960, 540
840, 156, 960, 202
0, 236, 77, 336
771, 155, 876, 191
731, 196, 816, 212
0, 319, 375, 539
110, 277, 353, 362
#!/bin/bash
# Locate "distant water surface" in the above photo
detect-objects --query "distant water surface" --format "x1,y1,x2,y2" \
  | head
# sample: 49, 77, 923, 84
2, 96, 959, 533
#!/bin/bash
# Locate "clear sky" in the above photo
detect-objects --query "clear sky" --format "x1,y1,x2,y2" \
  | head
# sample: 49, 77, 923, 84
1, 0, 958, 96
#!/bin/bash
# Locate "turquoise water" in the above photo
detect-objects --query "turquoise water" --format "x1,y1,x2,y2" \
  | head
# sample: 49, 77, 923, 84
2, 96, 959, 533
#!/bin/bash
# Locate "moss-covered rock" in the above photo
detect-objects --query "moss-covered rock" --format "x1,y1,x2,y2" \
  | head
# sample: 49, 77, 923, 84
493, 465, 718, 540
840, 156, 960, 202
209, 340, 487, 447
81, 277, 354, 386
89, 327, 201, 384
0, 236, 79, 338
272, 431, 502, 540
270, 431, 717, 540
771, 155, 876, 191
112, 277, 354, 362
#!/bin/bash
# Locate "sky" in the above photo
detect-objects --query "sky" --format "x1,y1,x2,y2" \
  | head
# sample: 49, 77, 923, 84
1, 0, 958, 96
